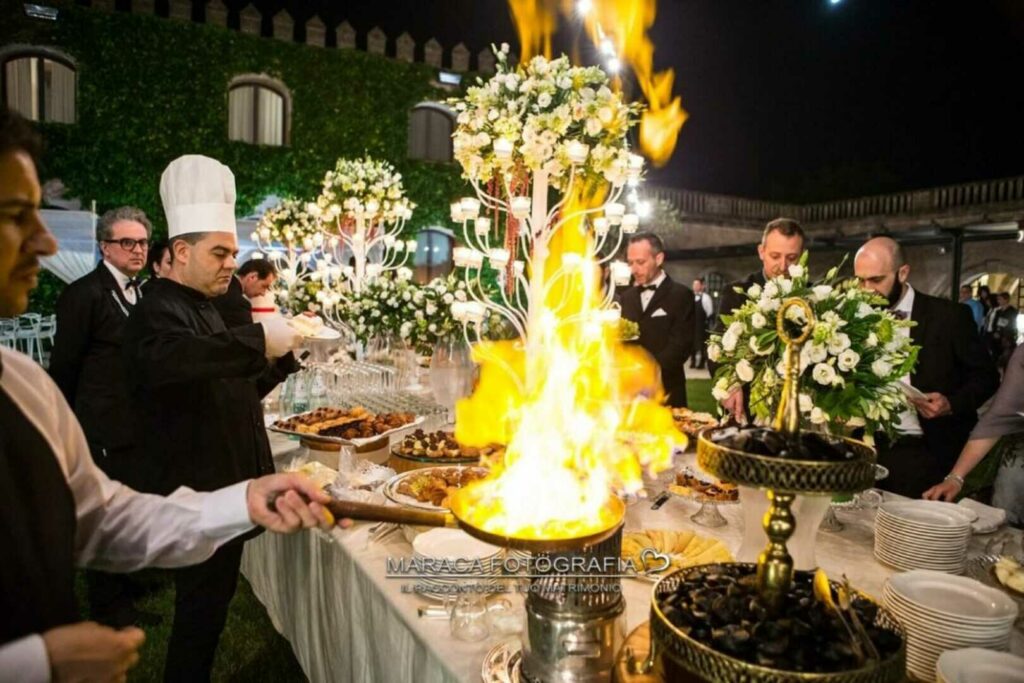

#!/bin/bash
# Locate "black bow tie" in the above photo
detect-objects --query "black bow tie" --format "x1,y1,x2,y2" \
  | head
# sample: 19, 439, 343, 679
640, 284, 658, 293
126, 278, 140, 290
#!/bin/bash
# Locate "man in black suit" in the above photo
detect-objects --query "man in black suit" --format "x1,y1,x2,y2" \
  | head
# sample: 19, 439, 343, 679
854, 236, 999, 498
690, 277, 713, 369
619, 232, 695, 407
713, 218, 806, 422
212, 257, 277, 328
48, 206, 155, 628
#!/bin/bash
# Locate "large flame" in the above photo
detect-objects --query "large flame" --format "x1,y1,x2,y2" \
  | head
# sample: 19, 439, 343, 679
506, 0, 688, 167
454, 185, 684, 540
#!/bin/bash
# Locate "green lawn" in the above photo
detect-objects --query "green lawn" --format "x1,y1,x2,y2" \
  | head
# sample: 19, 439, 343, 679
82, 379, 716, 682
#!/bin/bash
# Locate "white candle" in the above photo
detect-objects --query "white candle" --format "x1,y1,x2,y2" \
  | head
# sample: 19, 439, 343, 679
493, 138, 514, 160
593, 216, 610, 237
605, 202, 625, 225
567, 141, 589, 165
460, 197, 481, 219
610, 260, 630, 286
365, 199, 380, 215
383, 235, 397, 248
488, 248, 510, 269
453, 247, 473, 268
405, 239, 418, 253
513, 260, 525, 278
330, 204, 342, 217
510, 196, 531, 219
474, 216, 492, 236
397, 267, 413, 280
621, 214, 639, 234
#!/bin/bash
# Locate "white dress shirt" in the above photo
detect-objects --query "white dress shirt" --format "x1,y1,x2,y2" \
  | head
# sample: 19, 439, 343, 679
640, 271, 666, 312
0, 346, 255, 683
695, 291, 713, 318
893, 285, 923, 436
103, 260, 140, 305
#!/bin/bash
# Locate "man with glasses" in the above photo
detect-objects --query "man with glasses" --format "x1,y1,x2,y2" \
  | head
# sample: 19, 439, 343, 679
853, 236, 998, 497
49, 206, 156, 629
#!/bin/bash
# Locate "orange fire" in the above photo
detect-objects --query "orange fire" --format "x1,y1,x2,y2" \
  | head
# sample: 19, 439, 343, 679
505, 0, 688, 167
454, 185, 685, 541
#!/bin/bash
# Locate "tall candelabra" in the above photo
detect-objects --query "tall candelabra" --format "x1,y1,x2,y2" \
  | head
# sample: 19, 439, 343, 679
448, 148, 645, 353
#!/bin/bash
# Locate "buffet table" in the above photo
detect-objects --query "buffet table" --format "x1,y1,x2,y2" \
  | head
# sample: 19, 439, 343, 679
242, 433, 1023, 683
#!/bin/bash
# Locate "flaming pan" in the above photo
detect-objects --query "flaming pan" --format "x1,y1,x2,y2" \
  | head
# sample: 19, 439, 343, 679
325, 491, 626, 553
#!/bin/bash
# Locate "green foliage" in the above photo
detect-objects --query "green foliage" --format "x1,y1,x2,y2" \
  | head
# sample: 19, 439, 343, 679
27, 270, 64, 315
11, 5, 470, 310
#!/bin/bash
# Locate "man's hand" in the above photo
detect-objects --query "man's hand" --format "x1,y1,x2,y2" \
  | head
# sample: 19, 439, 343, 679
721, 388, 747, 424
246, 473, 345, 533
912, 392, 952, 419
42, 622, 144, 683
260, 317, 303, 360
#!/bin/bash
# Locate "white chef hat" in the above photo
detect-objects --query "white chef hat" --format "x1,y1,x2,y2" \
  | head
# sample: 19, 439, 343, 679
160, 155, 237, 238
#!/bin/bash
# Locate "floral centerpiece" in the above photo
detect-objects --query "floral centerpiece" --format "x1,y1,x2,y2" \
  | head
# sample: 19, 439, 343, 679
707, 253, 920, 438
315, 156, 415, 227
450, 43, 642, 190
252, 197, 322, 251
338, 271, 506, 355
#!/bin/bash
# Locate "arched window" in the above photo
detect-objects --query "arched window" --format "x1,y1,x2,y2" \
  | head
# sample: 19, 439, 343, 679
2, 50, 76, 123
413, 228, 455, 283
228, 75, 290, 146
408, 102, 454, 163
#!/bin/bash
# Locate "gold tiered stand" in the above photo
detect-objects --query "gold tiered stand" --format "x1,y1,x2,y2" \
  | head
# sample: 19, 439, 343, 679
630, 299, 906, 683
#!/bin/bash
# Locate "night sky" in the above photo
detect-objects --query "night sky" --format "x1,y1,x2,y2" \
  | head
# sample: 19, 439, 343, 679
220, 0, 1024, 202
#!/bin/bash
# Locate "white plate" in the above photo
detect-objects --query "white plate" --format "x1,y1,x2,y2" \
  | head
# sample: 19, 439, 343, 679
879, 502, 975, 529
937, 647, 1024, 683
413, 528, 503, 561
306, 327, 342, 340
382, 466, 488, 512
876, 512, 975, 533
888, 571, 1019, 622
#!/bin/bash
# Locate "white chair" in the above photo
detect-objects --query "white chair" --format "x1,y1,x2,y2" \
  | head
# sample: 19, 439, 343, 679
15, 315, 43, 363
0, 319, 16, 350
36, 315, 57, 366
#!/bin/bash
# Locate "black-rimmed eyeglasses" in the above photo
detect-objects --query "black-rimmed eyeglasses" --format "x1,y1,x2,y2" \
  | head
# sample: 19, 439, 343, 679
102, 238, 149, 252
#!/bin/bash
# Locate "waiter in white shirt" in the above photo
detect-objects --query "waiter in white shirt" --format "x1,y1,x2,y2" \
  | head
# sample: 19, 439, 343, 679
0, 107, 336, 683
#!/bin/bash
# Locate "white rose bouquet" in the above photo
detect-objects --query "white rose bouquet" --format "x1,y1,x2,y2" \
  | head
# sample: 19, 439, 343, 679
707, 253, 920, 437
450, 44, 642, 190
252, 198, 322, 251
315, 156, 415, 227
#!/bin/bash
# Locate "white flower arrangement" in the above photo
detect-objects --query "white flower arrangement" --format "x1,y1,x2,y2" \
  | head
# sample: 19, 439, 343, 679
275, 278, 323, 315
708, 253, 921, 437
449, 44, 642, 190
253, 198, 322, 250
315, 156, 415, 226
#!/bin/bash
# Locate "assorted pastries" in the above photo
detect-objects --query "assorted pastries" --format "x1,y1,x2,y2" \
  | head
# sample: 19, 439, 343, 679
670, 468, 739, 502
395, 429, 503, 460
274, 407, 416, 440
621, 529, 732, 573
670, 407, 719, 437
395, 467, 487, 508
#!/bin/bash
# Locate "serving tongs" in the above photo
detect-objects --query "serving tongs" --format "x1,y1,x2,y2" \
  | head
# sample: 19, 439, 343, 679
813, 568, 880, 664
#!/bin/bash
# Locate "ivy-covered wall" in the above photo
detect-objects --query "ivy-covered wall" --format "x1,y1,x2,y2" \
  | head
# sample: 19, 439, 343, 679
5, 3, 470, 310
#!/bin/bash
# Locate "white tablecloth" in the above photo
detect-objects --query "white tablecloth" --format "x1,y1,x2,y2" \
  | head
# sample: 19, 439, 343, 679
242, 434, 1022, 682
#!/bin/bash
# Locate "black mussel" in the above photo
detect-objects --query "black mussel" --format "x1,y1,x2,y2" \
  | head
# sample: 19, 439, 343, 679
712, 624, 752, 654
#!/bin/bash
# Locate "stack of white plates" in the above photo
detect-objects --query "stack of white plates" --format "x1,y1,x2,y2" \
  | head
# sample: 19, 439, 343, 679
874, 500, 974, 573
410, 528, 505, 601
936, 647, 1024, 682
883, 571, 1018, 681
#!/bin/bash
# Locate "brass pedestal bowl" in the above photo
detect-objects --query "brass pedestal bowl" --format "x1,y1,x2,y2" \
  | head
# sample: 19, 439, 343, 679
647, 563, 906, 683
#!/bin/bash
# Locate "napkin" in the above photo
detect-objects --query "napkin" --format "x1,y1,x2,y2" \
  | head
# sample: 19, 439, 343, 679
959, 498, 1006, 534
